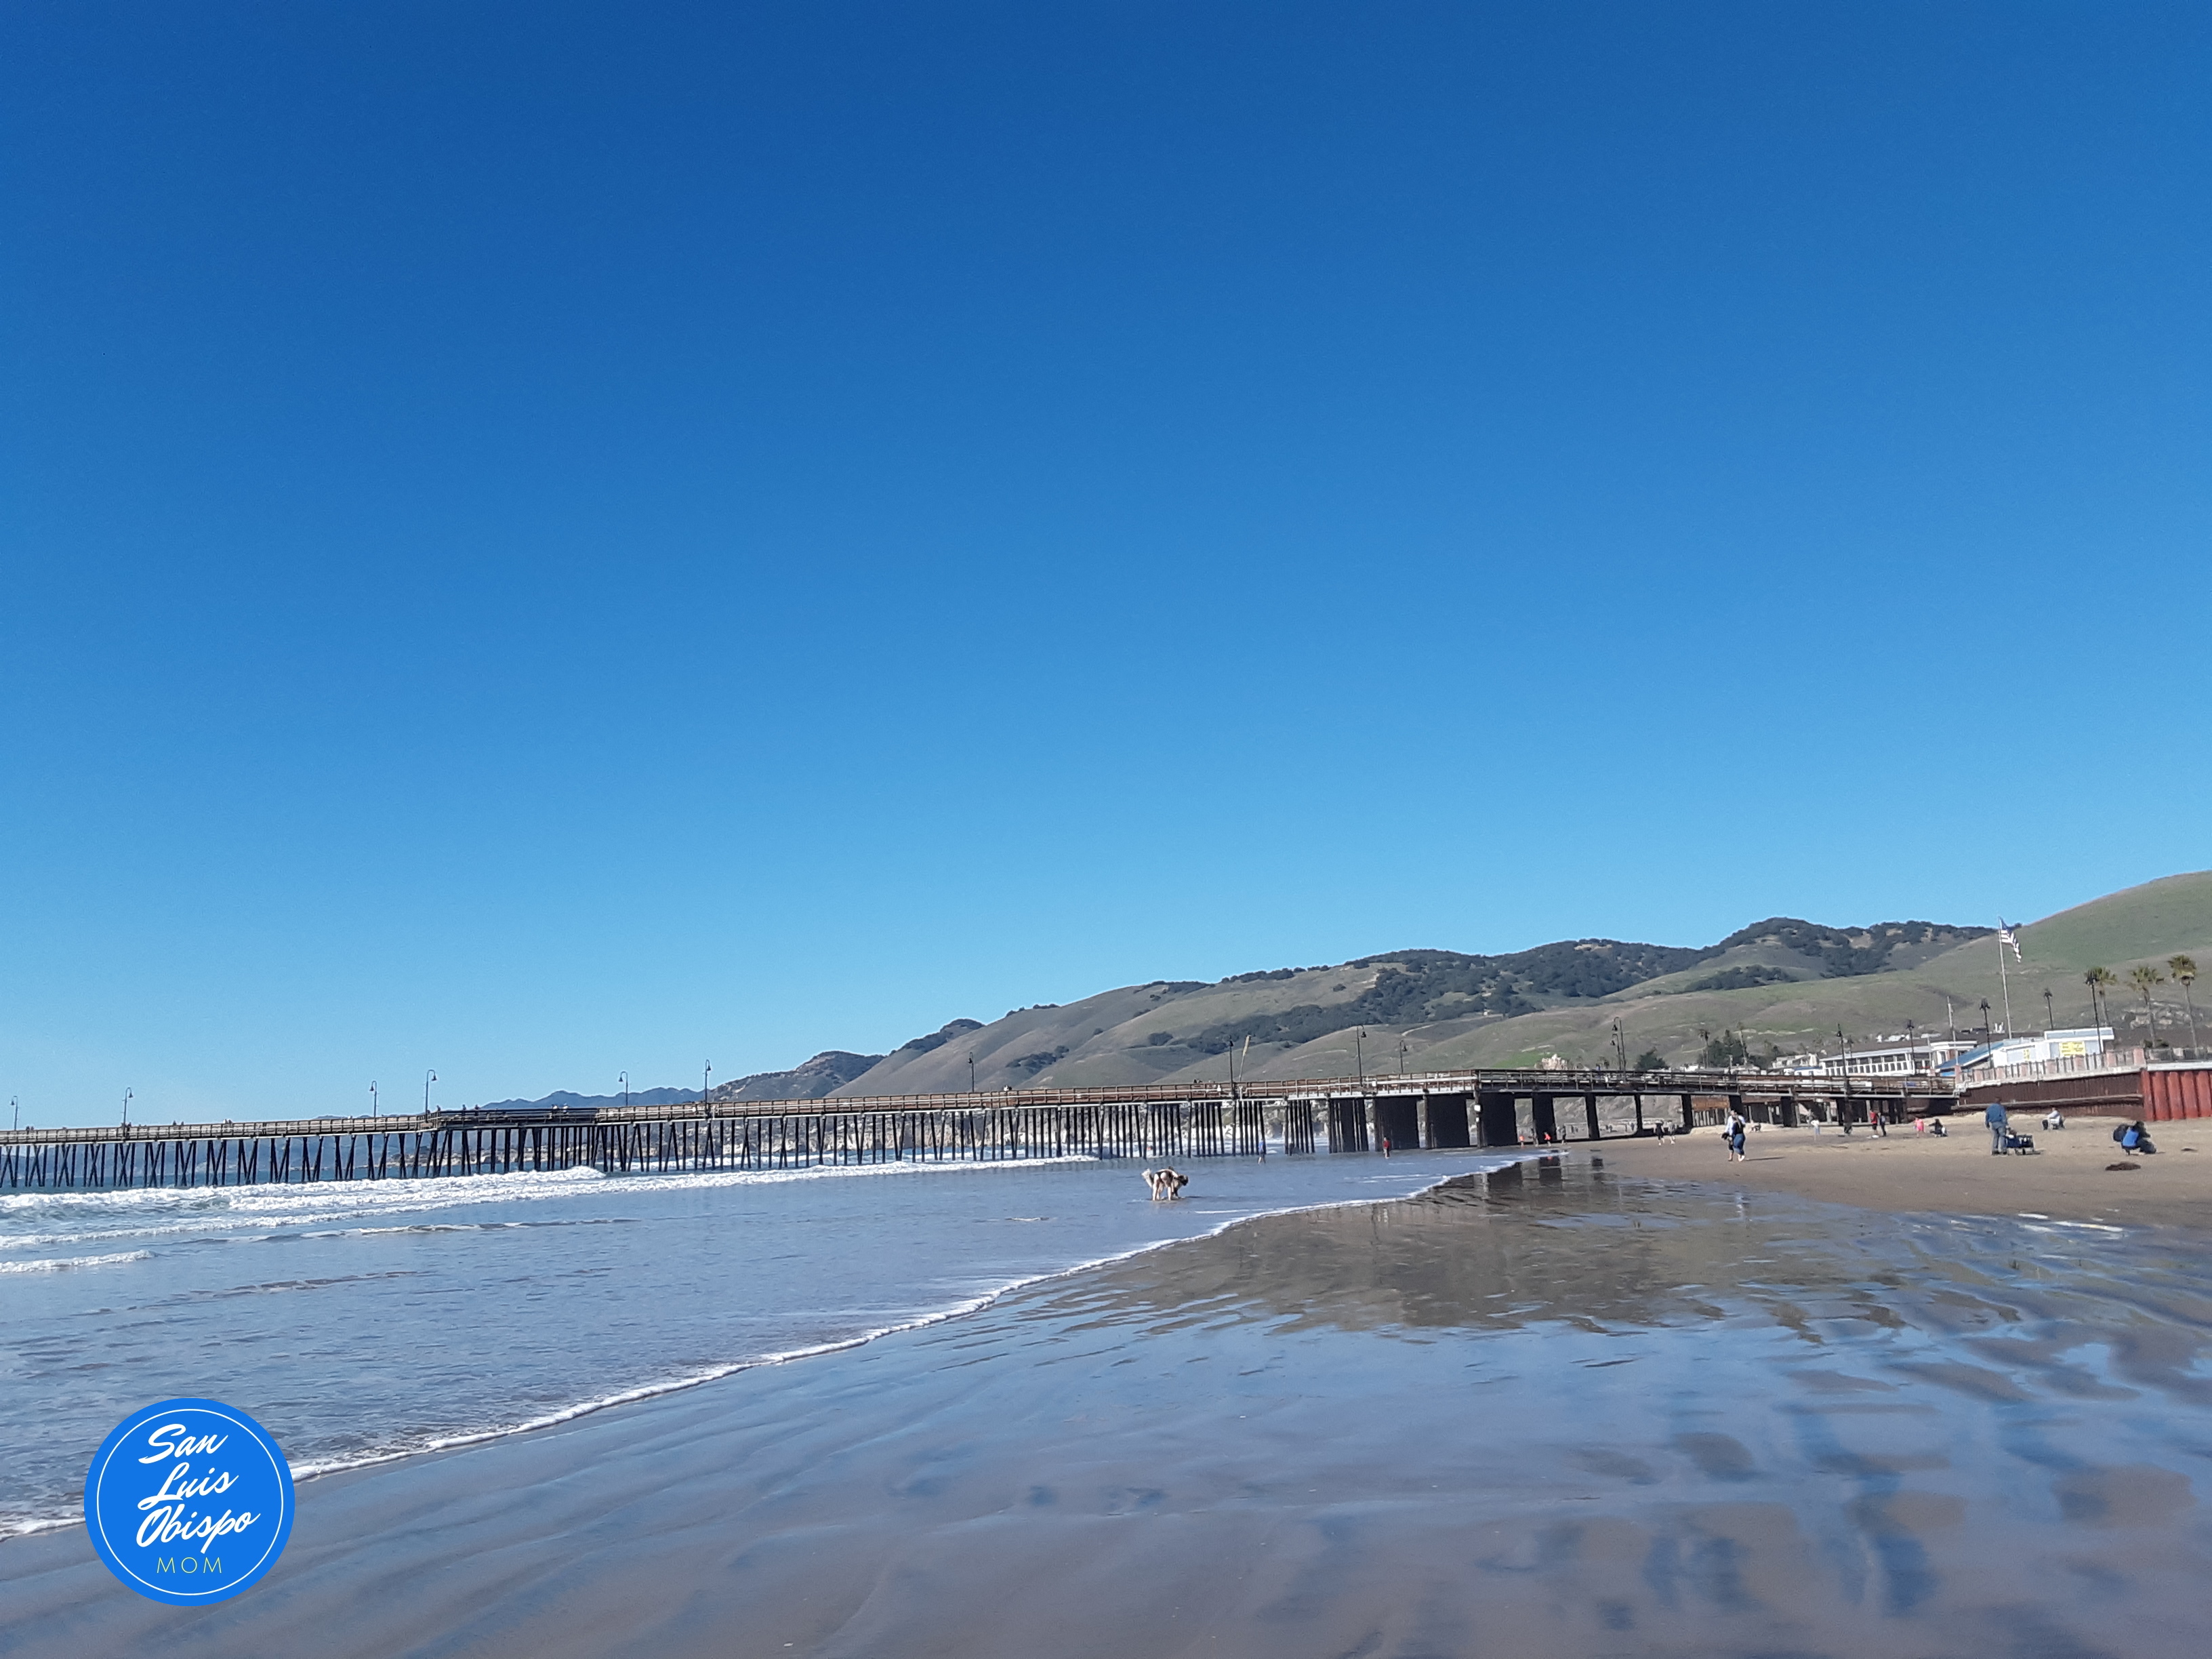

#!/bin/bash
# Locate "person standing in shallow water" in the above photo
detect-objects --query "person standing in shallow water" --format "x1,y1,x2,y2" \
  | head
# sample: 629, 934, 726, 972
1986, 1097, 2010, 1155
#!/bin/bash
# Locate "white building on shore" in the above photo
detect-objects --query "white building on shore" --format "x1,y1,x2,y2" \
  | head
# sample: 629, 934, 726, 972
1950, 1027, 2115, 1076
1782, 1027, 2116, 1080
1781, 1039, 1978, 1079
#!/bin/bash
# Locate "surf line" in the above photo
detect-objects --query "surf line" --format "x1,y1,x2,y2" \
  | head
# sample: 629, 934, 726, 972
9, 1153, 1538, 1534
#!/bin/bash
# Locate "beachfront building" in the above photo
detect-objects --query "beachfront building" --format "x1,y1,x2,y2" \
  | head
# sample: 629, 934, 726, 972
1949, 1027, 2115, 1078
1780, 1039, 1978, 1079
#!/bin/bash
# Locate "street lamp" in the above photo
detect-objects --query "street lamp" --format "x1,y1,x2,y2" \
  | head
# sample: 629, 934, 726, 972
1397, 1037, 1408, 1076
702, 1062, 712, 1107
619, 1072, 629, 1109
1355, 1029, 1366, 1088
967, 1052, 977, 1094
370, 1080, 379, 1118
2043, 988, 2054, 1031
424, 1070, 436, 1115
122, 1088, 132, 1128
1979, 1000, 1992, 1040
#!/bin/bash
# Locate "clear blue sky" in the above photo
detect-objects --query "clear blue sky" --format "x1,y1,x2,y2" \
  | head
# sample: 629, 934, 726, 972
5, 3, 2208, 1124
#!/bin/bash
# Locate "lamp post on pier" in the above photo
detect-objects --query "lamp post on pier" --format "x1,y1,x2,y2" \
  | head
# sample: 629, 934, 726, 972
424, 1070, 436, 1115
370, 1080, 379, 1118
619, 1073, 628, 1109
122, 1089, 132, 1128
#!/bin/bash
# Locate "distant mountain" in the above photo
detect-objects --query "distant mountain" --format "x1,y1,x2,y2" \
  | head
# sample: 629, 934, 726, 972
711, 1050, 882, 1102
487, 874, 2212, 1105
824, 913, 2013, 1096
479, 1052, 885, 1113
477, 1086, 701, 1111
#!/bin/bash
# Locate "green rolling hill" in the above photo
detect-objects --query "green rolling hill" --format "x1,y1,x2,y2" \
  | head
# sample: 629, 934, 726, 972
802, 872, 2212, 1099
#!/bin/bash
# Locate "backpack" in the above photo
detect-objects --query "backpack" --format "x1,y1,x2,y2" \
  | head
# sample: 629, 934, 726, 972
2112, 1124, 2128, 1143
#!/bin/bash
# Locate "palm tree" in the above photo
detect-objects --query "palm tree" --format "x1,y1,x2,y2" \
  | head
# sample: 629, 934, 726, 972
2170, 956, 2200, 1051
2085, 966, 2118, 1036
2129, 964, 2166, 1046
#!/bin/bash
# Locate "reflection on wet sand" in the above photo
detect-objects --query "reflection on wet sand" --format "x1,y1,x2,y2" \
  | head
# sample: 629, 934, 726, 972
983, 1157, 2212, 1656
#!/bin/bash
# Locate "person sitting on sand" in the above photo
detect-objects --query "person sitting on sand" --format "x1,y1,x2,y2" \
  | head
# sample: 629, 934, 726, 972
1143, 1166, 1189, 1200
2120, 1121, 2157, 1158
2044, 1109, 2066, 1130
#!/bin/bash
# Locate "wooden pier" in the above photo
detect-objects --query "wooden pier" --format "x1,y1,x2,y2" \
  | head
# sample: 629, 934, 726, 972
0, 1067, 1957, 1192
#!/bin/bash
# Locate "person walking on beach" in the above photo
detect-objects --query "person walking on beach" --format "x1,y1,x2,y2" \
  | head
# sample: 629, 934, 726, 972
1725, 1112, 1748, 1163
1986, 1098, 2010, 1155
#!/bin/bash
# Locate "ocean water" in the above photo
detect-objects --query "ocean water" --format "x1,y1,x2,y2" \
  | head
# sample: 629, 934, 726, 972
0, 1148, 1511, 1534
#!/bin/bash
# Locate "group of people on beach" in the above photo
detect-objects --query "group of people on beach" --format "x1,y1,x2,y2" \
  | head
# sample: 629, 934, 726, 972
1981, 1101, 2158, 1157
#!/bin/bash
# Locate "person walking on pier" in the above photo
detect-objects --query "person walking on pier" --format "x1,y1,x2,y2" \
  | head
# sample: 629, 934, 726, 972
1985, 1098, 2011, 1155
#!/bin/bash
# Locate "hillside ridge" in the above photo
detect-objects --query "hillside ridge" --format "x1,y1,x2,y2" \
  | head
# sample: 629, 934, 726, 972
506, 873, 2210, 1105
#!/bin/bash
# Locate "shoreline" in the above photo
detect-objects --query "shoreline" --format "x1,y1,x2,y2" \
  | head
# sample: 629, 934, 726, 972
5, 1158, 2207, 1658
1, 1152, 1530, 1542
1585, 1118, 2212, 1229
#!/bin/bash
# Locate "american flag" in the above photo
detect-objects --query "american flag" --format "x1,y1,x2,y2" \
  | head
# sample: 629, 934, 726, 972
1998, 922, 2023, 962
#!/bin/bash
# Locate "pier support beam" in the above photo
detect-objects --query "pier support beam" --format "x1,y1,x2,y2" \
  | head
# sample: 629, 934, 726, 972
1477, 1092, 1519, 1148
1427, 1093, 1471, 1149
1531, 1095, 1559, 1144
1375, 1095, 1420, 1153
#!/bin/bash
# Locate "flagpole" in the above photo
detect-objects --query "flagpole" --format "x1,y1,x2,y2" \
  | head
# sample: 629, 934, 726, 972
1996, 920, 2015, 1036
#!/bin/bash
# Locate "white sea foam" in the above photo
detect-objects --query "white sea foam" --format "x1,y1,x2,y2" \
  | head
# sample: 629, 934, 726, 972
0, 1249, 152, 1273
0, 1155, 1099, 1252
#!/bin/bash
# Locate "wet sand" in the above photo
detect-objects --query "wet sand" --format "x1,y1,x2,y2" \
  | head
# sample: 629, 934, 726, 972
1594, 1120, 2212, 1229
5, 1160, 2208, 1658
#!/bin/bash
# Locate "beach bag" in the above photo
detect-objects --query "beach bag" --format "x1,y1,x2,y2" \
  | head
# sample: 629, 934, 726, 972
2005, 1132, 2035, 1153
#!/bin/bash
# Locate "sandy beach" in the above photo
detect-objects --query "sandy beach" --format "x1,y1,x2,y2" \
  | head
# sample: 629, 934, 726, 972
5, 1155, 2209, 1659
1592, 1118, 2212, 1230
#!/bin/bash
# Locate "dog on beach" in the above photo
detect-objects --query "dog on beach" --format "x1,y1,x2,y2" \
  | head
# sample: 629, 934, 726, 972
1143, 1166, 1189, 1201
